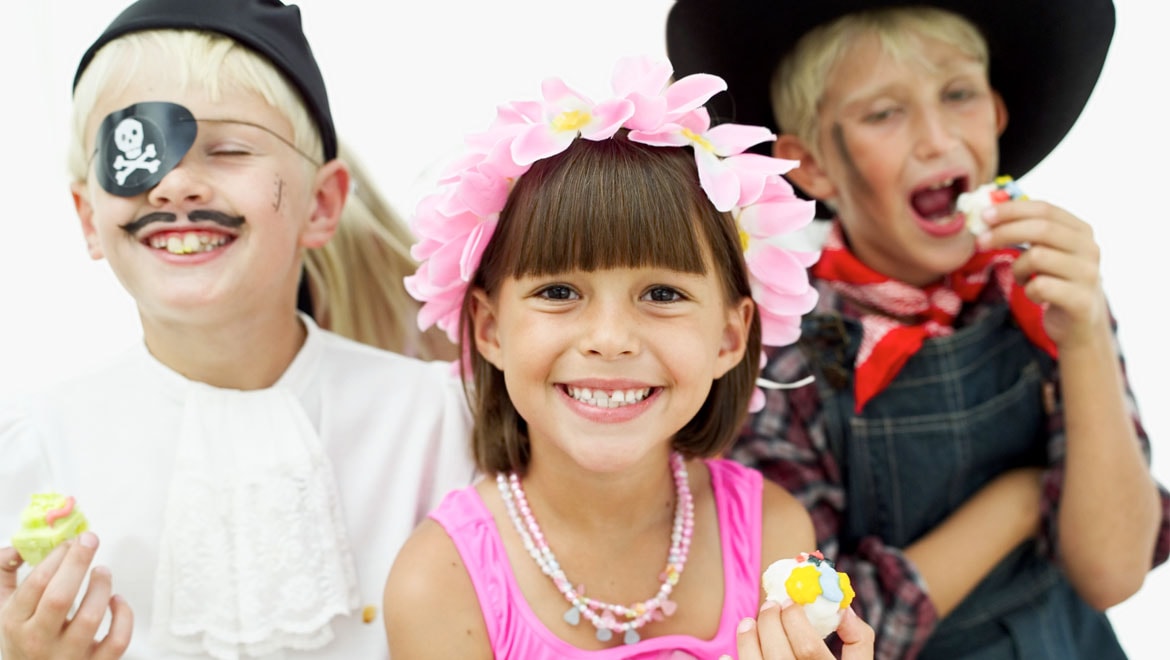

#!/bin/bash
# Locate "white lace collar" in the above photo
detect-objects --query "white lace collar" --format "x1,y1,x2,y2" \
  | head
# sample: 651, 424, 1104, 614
141, 316, 360, 659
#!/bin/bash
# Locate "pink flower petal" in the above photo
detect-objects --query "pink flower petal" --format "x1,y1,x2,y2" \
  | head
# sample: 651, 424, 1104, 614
427, 237, 473, 288
627, 127, 690, 148
507, 100, 545, 123
410, 236, 441, 262
757, 307, 805, 346
752, 280, 819, 315
611, 55, 672, 97
675, 107, 712, 134
453, 168, 509, 217
624, 92, 668, 131
740, 196, 817, 237
511, 123, 576, 165
748, 244, 815, 294
581, 98, 635, 140
724, 155, 792, 207
541, 77, 591, 108
478, 136, 529, 179
706, 123, 775, 157
663, 74, 727, 118
694, 149, 740, 212
749, 387, 766, 413
460, 216, 499, 281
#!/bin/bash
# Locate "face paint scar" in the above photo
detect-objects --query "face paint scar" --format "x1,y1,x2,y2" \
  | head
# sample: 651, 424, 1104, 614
272, 175, 284, 211
831, 122, 873, 197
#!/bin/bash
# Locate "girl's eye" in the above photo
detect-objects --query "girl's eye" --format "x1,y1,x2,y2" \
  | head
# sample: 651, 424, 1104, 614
537, 284, 577, 301
644, 286, 684, 303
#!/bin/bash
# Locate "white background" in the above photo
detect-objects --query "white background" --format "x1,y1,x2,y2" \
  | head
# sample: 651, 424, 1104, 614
0, 1, 1165, 656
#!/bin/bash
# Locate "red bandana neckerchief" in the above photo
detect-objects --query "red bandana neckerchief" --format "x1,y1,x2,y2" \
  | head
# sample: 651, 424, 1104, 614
810, 222, 1058, 413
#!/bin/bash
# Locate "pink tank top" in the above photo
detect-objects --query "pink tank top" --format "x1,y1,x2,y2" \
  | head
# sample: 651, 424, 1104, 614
429, 458, 763, 659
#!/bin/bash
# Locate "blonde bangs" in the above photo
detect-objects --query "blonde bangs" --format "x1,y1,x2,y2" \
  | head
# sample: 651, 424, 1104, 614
771, 6, 989, 157
69, 29, 321, 182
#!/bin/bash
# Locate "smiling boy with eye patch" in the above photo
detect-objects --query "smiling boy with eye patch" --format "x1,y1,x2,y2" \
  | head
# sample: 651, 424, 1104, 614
0, 1, 474, 658
668, 1, 1170, 658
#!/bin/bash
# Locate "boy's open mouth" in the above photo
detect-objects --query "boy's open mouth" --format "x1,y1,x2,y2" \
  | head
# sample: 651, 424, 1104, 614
910, 176, 969, 221
145, 230, 234, 255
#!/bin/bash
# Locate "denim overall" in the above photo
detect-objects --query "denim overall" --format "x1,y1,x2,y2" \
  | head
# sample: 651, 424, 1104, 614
798, 304, 1126, 659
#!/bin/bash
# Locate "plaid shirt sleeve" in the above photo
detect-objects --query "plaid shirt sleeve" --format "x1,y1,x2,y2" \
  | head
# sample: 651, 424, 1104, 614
1037, 308, 1170, 568
733, 345, 939, 660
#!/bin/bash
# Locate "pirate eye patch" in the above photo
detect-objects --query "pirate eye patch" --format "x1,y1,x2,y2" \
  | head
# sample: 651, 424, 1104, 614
96, 101, 197, 197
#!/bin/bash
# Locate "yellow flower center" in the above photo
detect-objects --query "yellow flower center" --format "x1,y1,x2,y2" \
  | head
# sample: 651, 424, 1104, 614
785, 565, 824, 605
681, 127, 715, 152
552, 110, 591, 132
738, 226, 750, 253
838, 572, 855, 609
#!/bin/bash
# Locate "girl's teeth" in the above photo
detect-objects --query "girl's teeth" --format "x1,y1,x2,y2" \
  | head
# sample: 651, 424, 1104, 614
566, 386, 651, 408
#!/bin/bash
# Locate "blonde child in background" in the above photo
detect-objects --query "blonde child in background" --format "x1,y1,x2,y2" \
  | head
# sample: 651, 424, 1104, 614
304, 143, 456, 361
0, 1, 473, 657
383, 55, 874, 659
667, 1, 1170, 658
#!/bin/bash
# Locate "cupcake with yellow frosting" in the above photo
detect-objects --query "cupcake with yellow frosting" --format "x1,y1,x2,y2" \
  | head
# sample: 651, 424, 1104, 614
11, 493, 89, 565
762, 550, 855, 638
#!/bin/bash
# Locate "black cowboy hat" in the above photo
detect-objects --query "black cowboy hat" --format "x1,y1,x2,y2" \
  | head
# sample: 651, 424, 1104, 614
666, 0, 1115, 179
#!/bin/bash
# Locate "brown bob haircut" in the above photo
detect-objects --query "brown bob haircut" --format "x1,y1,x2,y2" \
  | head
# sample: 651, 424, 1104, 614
460, 131, 763, 475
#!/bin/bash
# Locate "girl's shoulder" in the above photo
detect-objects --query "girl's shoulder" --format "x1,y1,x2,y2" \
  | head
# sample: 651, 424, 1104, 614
759, 478, 816, 564
384, 514, 493, 659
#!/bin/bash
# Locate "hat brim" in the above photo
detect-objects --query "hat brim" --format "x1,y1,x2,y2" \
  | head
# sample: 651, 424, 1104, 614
666, 0, 1114, 178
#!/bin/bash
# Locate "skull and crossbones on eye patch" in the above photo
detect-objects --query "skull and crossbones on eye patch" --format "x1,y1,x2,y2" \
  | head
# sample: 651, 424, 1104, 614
111, 118, 161, 185
95, 101, 198, 197
94, 101, 318, 197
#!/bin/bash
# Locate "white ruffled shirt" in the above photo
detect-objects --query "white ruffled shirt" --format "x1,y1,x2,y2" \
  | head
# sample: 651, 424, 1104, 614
1, 317, 474, 659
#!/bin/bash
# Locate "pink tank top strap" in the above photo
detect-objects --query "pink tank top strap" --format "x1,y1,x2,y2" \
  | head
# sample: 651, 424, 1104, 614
428, 487, 511, 647
705, 458, 764, 618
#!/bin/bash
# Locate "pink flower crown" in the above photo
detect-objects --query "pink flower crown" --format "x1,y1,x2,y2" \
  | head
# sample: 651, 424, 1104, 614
405, 56, 819, 411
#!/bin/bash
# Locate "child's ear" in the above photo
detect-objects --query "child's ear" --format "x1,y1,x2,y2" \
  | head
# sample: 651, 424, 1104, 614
993, 90, 1009, 137
471, 289, 503, 369
714, 297, 754, 378
301, 159, 349, 249
71, 181, 104, 260
773, 135, 837, 201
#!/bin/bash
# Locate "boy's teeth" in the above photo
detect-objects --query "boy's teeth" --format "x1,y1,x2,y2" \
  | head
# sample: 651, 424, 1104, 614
927, 178, 955, 191
566, 386, 651, 408
148, 232, 230, 255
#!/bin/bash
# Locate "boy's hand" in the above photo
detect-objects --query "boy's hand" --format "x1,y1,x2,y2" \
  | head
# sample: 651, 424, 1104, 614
0, 535, 132, 660
978, 199, 1109, 349
721, 599, 874, 660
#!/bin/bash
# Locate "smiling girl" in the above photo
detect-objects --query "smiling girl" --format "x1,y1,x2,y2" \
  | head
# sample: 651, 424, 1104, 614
383, 57, 874, 659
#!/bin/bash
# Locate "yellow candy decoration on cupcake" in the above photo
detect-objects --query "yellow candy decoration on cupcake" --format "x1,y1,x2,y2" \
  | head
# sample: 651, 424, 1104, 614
11, 493, 89, 565
762, 550, 855, 638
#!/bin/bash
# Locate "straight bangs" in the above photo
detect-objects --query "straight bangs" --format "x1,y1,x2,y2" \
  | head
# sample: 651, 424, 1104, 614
465, 132, 761, 475
478, 133, 714, 292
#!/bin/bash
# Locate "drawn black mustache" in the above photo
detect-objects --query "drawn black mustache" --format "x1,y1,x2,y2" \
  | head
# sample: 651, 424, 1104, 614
119, 210, 246, 235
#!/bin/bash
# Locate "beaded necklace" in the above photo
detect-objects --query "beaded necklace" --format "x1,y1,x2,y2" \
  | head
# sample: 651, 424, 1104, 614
496, 452, 695, 645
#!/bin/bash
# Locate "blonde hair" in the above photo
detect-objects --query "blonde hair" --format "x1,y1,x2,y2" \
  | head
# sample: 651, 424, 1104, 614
71, 29, 453, 361
305, 145, 456, 361
70, 30, 320, 181
770, 6, 989, 159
